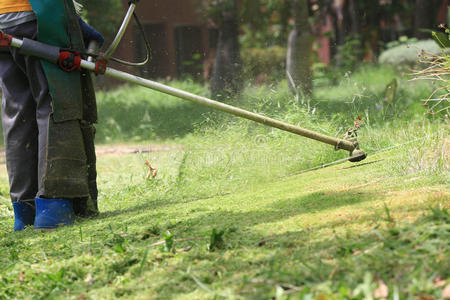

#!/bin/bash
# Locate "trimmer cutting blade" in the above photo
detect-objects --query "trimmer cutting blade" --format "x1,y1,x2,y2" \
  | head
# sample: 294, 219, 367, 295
349, 149, 367, 162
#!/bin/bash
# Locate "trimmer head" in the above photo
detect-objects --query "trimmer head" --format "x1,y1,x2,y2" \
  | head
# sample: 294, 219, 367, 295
348, 149, 367, 162
344, 117, 367, 163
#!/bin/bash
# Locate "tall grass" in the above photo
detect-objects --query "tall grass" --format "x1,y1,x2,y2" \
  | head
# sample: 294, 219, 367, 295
95, 64, 447, 200
96, 65, 434, 143
95, 80, 211, 143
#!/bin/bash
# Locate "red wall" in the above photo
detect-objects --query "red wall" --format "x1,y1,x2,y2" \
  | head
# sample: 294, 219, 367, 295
113, 0, 211, 79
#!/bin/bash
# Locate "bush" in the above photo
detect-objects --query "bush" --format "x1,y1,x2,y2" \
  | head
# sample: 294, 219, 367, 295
334, 34, 364, 72
241, 46, 286, 84
379, 40, 442, 67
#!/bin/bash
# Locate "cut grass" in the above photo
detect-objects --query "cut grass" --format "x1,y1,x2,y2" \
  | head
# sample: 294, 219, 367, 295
0, 64, 448, 299
0, 140, 448, 299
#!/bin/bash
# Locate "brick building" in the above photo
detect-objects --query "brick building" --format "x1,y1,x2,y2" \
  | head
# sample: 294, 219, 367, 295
113, 0, 217, 80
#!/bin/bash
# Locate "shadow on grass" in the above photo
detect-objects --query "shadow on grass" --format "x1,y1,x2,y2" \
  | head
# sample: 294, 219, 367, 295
0, 188, 376, 259
155, 208, 449, 299
2, 192, 446, 299
93, 189, 375, 234
183, 190, 373, 230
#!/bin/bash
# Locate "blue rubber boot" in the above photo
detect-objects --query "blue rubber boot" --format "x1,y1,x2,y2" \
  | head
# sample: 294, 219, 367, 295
12, 202, 35, 231
34, 197, 75, 229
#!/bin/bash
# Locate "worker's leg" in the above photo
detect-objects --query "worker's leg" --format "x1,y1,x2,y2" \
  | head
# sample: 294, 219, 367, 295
3, 21, 53, 200
0, 24, 41, 206
15, 22, 75, 229
0, 21, 74, 231
0, 22, 47, 230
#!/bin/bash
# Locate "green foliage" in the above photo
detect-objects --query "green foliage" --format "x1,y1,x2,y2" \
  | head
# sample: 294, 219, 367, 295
201, 0, 291, 48
335, 35, 363, 72
379, 40, 442, 67
46, 268, 65, 283
385, 35, 418, 49
199, 0, 237, 25
239, 0, 291, 47
147, 66, 442, 200
91, 65, 441, 200
162, 231, 175, 253
432, 29, 450, 48
207, 228, 225, 251
94, 80, 211, 142
241, 46, 286, 83
313, 65, 431, 123
428, 206, 449, 222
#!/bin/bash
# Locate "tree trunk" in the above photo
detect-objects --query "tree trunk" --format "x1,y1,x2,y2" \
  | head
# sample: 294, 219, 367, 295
414, 0, 439, 39
346, 0, 360, 37
210, 0, 243, 101
286, 0, 312, 96
278, 1, 292, 46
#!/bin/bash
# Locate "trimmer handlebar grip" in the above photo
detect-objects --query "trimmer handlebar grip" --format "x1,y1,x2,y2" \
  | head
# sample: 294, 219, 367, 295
19, 38, 60, 64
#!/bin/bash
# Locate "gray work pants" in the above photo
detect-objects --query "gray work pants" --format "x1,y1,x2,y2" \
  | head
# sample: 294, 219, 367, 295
0, 21, 50, 205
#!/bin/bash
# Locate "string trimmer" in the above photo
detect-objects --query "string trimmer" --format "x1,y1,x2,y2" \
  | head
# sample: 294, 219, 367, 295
0, 1, 367, 163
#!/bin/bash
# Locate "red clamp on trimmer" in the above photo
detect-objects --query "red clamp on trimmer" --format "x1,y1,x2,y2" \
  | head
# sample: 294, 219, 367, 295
0, 31, 12, 48
94, 56, 107, 75
58, 51, 82, 71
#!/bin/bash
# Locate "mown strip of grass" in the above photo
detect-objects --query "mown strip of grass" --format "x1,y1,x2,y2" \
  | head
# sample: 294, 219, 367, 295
0, 144, 448, 299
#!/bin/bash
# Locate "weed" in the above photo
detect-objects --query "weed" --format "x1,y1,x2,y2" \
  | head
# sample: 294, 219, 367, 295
207, 228, 226, 251
428, 205, 450, 222
162, 231, 175, 253
137, 249, 149, 276
383, 203, 395, 223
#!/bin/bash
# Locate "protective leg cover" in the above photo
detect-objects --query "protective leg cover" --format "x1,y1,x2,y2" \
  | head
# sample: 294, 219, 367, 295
29, 0, 85, 122
34, 197, 75, 229
13, 202, 35, 231
28, 0, 99, 215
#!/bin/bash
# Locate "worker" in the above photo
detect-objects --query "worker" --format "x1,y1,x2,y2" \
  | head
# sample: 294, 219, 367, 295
0, 0, 103, 230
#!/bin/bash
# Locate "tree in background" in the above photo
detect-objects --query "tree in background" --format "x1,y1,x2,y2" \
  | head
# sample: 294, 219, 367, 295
206, 0, 243, 100
414, 0, 442, 39
239, 0, 291, 48
319, 0, 416, 69
286, 0, 313, 96
327, 0, 364, 69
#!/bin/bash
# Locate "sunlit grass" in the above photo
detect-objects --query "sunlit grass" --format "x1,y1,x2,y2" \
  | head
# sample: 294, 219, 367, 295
0, 145, 448, 299
0, 65, 448, 299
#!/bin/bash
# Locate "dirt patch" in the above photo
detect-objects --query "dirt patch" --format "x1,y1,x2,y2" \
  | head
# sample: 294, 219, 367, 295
0, 144, 182, 163
94, 144, 182, 157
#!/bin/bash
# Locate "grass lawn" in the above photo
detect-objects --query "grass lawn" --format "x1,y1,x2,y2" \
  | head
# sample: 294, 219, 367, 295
0, 139, 448, 299
0, 65, 448, 299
